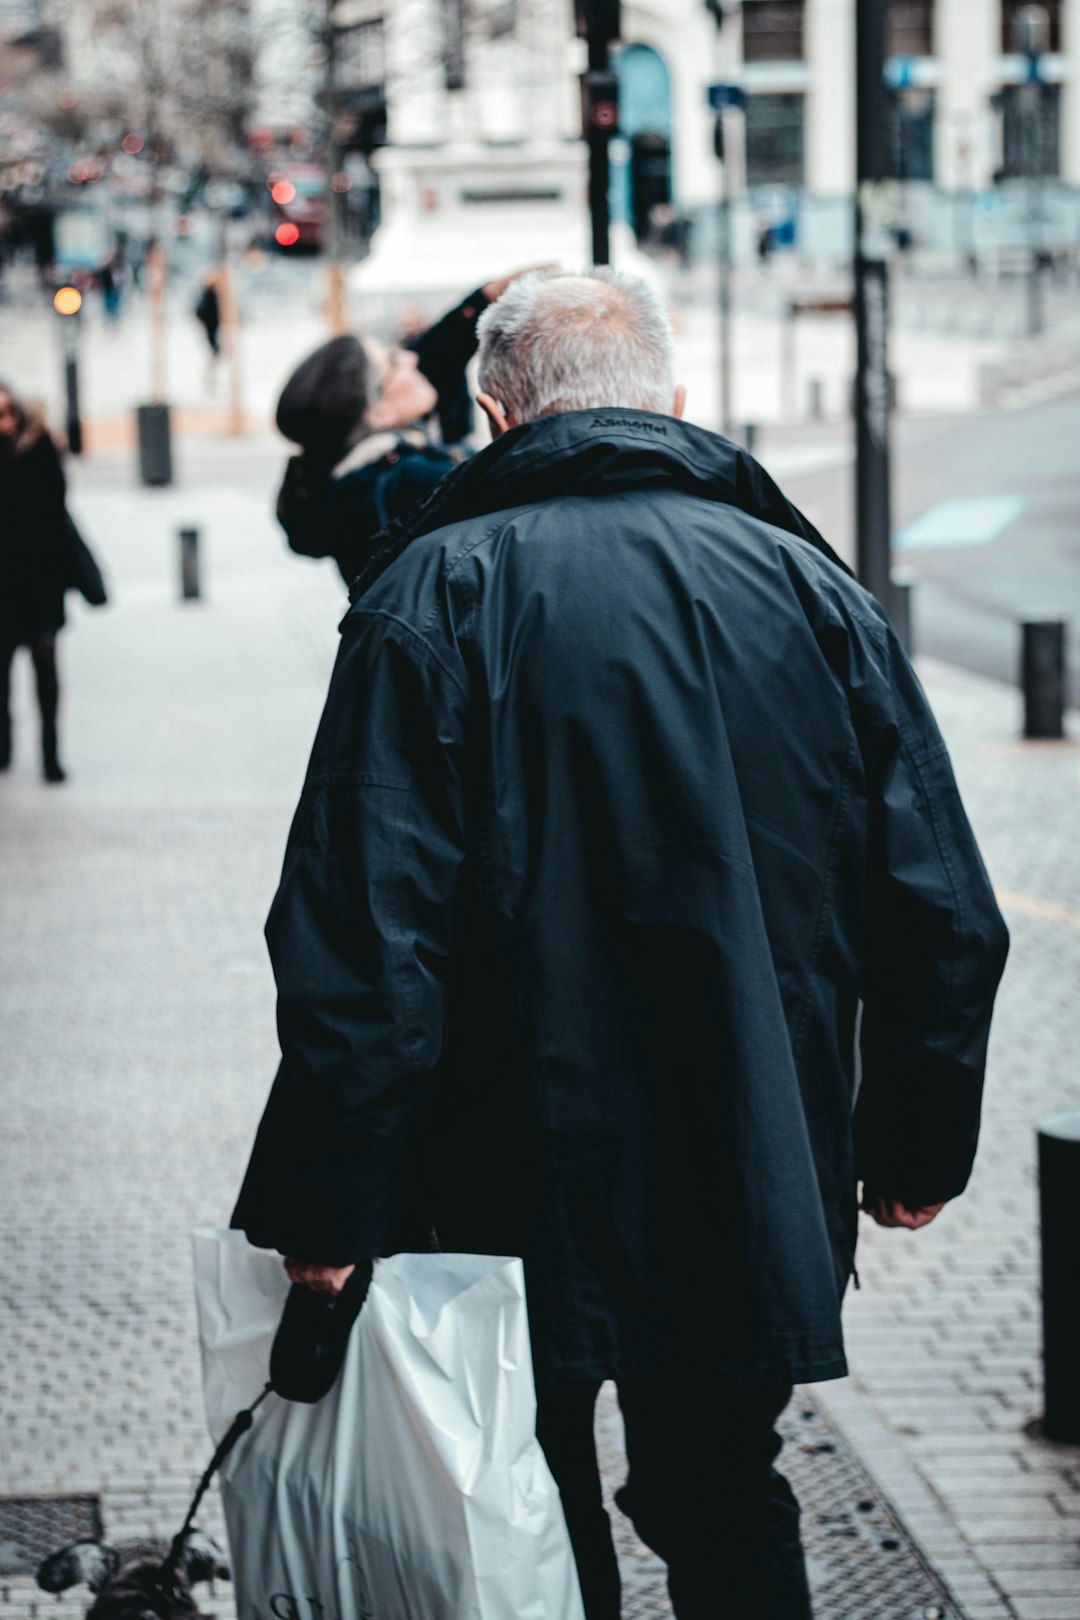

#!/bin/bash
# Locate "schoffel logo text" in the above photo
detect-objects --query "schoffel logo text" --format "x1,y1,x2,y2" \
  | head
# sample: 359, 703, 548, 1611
591, 417, 668, 435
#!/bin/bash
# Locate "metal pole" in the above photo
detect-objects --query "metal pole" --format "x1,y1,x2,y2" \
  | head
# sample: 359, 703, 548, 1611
781, 302, 796, 419
854, 0, 894, 612
63, 319, 82, 456
1024, 76, 1043, 337
1038, 1110, 1080, 1443
217, 217, 245, 437
586, 24, 613, 265
148, 239, 168, 405
718, 136, 733, 437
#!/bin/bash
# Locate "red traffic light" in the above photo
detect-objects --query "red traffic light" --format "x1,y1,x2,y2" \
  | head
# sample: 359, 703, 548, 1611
581, 70, 620, 135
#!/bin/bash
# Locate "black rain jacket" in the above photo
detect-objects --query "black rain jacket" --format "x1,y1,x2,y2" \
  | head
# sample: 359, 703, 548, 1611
234, 410, 1009, 1384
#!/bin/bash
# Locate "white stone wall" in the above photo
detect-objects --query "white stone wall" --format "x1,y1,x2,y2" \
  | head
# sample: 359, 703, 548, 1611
370, 0, 1080, 204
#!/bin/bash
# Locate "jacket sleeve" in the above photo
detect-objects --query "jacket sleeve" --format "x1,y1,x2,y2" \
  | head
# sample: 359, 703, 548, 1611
231, 610, 467, 1263
409, 287, 487, 393
852, 623, 1009, 1209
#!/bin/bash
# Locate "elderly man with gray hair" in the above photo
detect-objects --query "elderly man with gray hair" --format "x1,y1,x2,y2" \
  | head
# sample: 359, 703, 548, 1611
234, 270, 1007, 1617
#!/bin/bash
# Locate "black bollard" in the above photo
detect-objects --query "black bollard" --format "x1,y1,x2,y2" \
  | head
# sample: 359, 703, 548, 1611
1038, 1110, 1080, 1443
179, 527, 201, 601
889, 573, 914, 656
138, 403, 173, 487
1021, 619, 1066, 739
743, 422, 758, 455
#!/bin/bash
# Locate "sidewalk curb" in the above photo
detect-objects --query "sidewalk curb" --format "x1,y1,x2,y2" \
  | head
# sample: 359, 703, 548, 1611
812, 1376, 1018, 1619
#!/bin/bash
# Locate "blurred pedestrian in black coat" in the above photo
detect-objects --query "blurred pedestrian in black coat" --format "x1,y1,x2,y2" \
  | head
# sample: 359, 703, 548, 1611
0, 383, 105, 783
194, 274, 221, 357
274, 269, 544, 589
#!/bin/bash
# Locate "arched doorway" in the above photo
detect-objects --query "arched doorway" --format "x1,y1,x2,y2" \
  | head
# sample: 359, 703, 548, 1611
614, 43, 673, 241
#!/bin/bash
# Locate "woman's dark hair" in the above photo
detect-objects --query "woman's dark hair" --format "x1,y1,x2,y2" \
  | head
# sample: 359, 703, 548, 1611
275, 335, 375, 462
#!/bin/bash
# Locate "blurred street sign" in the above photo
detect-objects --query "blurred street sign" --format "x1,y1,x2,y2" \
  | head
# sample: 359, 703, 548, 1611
707, 83, 745, 111
54, 206, 108, 271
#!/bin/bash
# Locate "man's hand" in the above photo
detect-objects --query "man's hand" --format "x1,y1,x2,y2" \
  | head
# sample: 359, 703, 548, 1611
284, 1259, 356, 1296
861, 1193, 948, 1230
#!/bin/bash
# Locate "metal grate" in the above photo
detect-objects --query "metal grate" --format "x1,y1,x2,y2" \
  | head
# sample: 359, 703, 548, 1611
596, 1387, 961, 1620
782, 1400, 957, 1619
0, 1496, 102, 1578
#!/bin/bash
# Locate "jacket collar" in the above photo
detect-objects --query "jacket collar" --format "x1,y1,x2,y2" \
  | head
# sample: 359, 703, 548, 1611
349, 409, 851, 603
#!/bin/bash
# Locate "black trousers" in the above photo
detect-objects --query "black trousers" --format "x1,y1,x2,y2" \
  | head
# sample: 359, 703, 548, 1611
535, 1379, 813, 1620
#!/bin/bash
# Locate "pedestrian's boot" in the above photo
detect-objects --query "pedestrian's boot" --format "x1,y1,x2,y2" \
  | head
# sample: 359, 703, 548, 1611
41, 724, 66, 785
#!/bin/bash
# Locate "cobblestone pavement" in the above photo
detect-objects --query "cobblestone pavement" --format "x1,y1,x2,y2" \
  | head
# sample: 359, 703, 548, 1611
1, 446, 1077, 1619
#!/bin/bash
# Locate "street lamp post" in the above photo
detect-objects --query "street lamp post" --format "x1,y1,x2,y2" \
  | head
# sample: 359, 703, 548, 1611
53, 285, 83, 456
854, 0, 894, 615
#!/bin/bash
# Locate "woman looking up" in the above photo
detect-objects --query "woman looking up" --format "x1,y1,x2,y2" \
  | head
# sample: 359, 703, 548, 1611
273, 267, 548, 589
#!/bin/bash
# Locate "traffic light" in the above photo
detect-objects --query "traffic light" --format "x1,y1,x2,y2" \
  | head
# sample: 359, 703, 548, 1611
581, 69, 619, 137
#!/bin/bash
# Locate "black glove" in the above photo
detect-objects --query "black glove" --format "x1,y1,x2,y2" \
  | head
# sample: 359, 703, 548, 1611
270, 1261, 373, 1403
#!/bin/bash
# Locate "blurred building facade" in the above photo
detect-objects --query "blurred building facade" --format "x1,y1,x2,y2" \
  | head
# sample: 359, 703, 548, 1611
359, 0, 1080, 237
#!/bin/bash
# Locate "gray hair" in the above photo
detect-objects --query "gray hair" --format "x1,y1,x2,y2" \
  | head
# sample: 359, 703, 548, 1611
476, 268, 675, 422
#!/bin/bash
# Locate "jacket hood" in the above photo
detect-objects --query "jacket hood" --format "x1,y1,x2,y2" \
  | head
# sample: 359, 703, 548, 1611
350, 408, 851, 602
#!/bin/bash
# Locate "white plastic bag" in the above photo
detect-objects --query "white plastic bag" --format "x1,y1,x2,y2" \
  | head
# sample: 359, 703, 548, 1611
193, 1229, 586, 1620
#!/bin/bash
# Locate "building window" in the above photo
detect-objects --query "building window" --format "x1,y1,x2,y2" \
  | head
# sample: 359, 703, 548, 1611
887, 0, 933, 57
999, 82, 1061, 175
886, 88, 935, 178
1001, 0, 1061, 53
744, 94, 805, 185
741, 1, 804, 63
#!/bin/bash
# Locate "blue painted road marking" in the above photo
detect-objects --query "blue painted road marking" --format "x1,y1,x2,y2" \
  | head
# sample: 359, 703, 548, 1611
894, 495, 1027, 550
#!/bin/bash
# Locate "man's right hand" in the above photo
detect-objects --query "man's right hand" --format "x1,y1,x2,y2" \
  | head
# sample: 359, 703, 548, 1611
861, 1193, 947, 1230
284, 1258, 356, 1296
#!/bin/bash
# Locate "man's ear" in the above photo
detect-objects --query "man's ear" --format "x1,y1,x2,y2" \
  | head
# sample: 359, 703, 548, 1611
476, 393, 512, 439
672, 385, 686, 420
